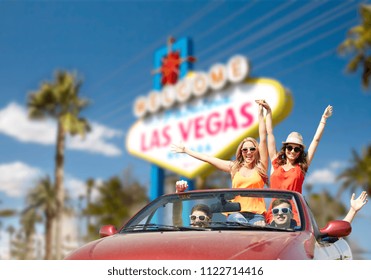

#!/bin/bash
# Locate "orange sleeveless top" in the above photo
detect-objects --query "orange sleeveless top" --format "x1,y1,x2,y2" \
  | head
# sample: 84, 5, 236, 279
231, 170, 266, 214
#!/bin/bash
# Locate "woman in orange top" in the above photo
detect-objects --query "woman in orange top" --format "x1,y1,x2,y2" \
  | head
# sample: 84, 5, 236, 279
256, 100, 333, 223
171, 103, 269, 224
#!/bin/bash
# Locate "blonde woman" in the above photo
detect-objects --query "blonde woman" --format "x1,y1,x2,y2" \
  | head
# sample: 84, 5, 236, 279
171, 103, 269, 224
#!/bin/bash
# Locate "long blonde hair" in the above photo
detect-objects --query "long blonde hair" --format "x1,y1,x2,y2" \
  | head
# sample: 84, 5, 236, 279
230, 137, 268, 185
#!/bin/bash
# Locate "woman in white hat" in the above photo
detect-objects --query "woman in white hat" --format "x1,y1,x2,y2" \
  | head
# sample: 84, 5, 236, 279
171, 102, 269, 225
257, 100, 332, 224
256, 100, 333, 193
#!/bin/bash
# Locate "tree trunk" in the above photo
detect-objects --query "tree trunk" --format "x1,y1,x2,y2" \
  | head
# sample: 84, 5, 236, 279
54, 120, 65, 259
44, 212, 53, 260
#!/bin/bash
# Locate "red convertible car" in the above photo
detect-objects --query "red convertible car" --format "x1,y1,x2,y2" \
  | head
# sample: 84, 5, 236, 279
65, 189, 352, 260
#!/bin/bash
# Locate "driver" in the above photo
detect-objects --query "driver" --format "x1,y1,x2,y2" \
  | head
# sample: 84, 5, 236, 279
174, 180, 212, 228
189, 204, 212, 227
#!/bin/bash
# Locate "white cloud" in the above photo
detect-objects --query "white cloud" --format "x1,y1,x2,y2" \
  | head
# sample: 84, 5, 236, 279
0, 102, 123, 156
0, 160, 100, 204
64, 176, 101, 201
65, 177, 86, 200
306, 169, 336, 185
0, 102, 56, 144
329, 161, 346, 170
306, 160, 347, 185
67, 122, 123, 156
0, 162, 42, 197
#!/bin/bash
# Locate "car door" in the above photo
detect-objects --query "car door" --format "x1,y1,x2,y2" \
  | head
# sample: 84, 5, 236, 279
314, 239, 343, 260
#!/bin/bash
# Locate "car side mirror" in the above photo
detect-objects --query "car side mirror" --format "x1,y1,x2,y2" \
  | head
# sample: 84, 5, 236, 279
319, 220, 351, 239
99, 225, 118, 238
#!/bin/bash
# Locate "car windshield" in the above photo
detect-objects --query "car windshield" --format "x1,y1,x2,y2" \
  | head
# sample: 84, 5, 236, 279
121, 190, 303, 233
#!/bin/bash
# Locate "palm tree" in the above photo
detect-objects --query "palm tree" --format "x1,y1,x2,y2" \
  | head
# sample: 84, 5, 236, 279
337, 145, 371, 196
338, 4, 371, 89
0, 210, 16, 217
20, 209, 41, 259
0, 200, 17, 218
84, 175, 148, 240
0, 202, 16, 259
23, 176, 57, 259
10, 231, 30, 260
306, 190, 347, 228
6, 225, 15, 259
27, 70, 90, 259
85, 178, 95, 226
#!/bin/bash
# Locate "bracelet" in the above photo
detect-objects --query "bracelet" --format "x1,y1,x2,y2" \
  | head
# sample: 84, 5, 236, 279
322, 114, 328, 119
320, 121, 326, 125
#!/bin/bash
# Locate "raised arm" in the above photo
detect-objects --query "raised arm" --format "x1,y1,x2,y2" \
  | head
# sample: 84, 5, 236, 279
307, 105, 333, 165
256, 100, 277, 163
343, 191, 368, 223
257, 102, 269, 172
173, 180, 188, 226
170, 143, 232, 172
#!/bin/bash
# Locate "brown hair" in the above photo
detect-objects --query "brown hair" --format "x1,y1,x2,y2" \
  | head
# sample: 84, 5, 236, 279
272, 198, 292, 209
276, 144, 308, 174
230, 137, 268, 185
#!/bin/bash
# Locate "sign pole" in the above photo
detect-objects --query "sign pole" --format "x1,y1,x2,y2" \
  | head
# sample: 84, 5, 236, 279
150, 165, 164, 201
149, 37, 194, 201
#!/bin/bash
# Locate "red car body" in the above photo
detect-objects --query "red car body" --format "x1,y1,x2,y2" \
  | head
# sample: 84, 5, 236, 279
65, 189, 352, 260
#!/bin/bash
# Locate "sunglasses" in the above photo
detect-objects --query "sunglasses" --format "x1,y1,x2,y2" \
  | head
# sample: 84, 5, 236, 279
189, 215, 208, 221
272, 207, 292, 215
286, 145, 302, 153
241, 147, 257, 152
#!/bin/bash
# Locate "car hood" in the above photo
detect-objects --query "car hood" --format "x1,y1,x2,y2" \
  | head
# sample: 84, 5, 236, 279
65, 230, 314, 260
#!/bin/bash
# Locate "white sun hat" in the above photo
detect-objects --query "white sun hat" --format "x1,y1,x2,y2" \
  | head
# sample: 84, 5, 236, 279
282, 132, 305, 149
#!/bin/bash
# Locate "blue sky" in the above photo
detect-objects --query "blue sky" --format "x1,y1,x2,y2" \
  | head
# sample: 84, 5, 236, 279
0, 0, 370, 259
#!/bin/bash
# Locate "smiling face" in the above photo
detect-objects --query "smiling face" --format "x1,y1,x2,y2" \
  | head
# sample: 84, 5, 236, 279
284, 143, 303, 162
235, 138, 260, 169
190, 210, 210, 227
241, 140, 257, 165
272, 202, 293, 228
